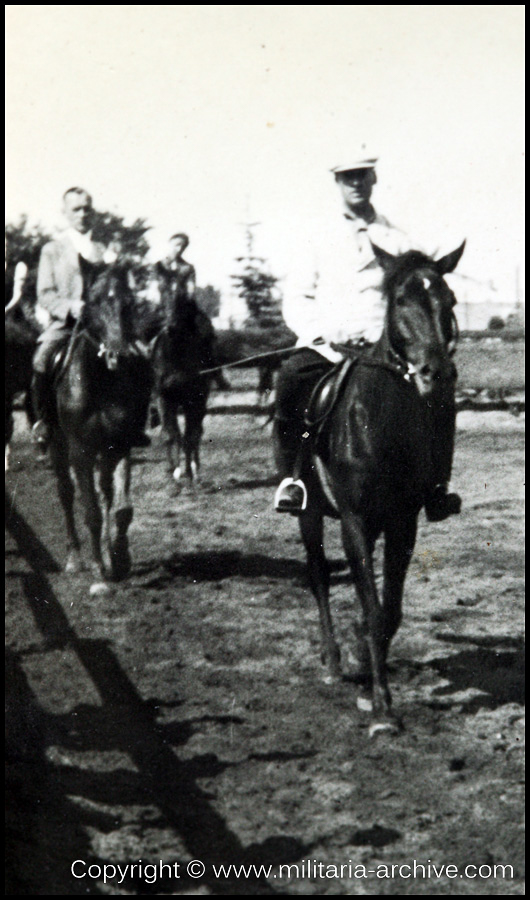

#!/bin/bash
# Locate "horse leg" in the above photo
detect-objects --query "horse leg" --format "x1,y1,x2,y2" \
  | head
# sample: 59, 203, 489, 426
98, 456, 116, 576
381, 515, 417, 661
257, 365, 273, 406
70, 445, 105, 578
24, 388, 36, 429
48, 436, 83, 573
183, 398, 206, 481
299, 504, 341, 680
340, 510, 398, 734
110, 455, 133, 580
161, 395, 182, 481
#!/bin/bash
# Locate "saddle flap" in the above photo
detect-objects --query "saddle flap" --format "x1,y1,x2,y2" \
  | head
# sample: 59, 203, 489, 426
49, 342, 69, 382
305, 358, 355, 430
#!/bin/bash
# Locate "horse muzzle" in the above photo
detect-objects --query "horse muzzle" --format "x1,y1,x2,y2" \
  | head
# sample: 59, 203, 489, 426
97, 343, 120, 371
411, 358, 457, 397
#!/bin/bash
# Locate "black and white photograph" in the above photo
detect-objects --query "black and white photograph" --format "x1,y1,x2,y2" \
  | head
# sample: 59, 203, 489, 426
6, 5, 524, 894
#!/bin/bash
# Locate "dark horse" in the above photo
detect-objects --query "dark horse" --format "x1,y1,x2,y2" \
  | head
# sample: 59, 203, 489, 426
5, 308, 38, 469
151, 301, 214, 483
274, 241, 465, 736
49, 263, 152, 580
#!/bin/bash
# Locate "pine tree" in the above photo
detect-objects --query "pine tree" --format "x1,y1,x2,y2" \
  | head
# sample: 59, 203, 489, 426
231, 224, 285, 329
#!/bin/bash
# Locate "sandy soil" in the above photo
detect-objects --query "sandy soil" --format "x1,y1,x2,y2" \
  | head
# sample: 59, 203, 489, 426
5, 400, 525, 895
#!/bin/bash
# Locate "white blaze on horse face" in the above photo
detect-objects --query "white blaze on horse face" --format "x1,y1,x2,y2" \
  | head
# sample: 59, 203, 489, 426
422, 277, 431, 290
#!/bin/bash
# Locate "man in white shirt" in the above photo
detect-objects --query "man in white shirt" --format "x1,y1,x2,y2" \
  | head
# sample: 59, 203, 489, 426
274, 157, 461, 521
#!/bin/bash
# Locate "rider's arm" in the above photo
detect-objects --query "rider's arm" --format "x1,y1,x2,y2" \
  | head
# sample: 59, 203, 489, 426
37, 243, 71, 318
37, 243, 85, 320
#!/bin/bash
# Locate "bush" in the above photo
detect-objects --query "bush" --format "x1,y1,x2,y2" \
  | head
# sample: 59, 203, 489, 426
488, 316, 505, 331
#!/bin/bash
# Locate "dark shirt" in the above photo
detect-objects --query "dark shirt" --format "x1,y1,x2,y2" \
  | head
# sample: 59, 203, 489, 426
156, 259, 196, 325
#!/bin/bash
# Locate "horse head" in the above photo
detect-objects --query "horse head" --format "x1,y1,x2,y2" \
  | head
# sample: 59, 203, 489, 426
372, 241, 465, 397
80, 259, 137, 370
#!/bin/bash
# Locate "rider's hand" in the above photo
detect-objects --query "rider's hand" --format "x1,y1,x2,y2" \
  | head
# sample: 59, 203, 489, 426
69, 300, 85, 318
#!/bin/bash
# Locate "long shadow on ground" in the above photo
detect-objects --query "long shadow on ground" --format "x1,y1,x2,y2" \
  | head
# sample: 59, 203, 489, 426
132, 549, 347, 588
428, 633, 525, 712
6, 499, 310, 895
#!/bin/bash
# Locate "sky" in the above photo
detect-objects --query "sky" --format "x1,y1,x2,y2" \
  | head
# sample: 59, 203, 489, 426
5, 5, 525, 311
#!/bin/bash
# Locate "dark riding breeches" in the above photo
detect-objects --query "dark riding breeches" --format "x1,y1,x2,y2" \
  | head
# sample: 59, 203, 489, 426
274, 349, 334, 477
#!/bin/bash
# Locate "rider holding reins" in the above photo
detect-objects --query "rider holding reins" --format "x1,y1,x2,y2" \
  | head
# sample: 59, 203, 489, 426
274, 154, 462, 521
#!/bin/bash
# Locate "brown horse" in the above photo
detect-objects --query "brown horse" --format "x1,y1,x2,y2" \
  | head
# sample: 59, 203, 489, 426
49, 262, 152, 580
151, 300, 214, 483
274, 241, 465, 736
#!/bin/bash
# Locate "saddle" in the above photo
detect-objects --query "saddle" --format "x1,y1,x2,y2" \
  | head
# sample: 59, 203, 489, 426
304, 357, 356, 444
302, 347, 368, 517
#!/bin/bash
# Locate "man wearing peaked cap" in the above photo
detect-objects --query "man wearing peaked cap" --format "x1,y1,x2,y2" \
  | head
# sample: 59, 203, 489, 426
274, 153, 461, 521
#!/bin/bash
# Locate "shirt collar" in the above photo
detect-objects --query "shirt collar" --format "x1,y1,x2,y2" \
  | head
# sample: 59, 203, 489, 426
65, 227, 96, 260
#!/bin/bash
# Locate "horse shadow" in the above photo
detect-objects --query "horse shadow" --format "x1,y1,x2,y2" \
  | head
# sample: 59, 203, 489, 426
427, 633, 525, 712
133, 549, 348, 589
6, 502, 313, 895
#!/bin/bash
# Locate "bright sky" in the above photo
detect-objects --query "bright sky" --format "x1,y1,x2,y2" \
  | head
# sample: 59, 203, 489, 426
5, 5, 525, 304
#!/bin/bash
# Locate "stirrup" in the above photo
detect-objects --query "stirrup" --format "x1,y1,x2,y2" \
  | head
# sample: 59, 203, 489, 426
273, 477, 308, 513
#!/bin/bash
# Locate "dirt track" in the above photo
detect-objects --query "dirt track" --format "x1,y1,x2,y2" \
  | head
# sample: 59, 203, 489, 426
5, 396, 525, 895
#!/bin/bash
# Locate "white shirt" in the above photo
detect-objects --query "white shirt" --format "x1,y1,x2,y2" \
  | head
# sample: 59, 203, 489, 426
283, 208, 412, 362
64, 227, 117, 264
65, 227, 100, 263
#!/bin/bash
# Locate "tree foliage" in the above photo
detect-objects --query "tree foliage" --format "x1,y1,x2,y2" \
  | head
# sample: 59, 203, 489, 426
231, 225, 286, 329
91, 210, 151, 266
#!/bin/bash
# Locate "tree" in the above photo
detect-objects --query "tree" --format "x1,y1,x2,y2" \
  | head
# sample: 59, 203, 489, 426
91, 210, 151, 265
231, 224, 286, 329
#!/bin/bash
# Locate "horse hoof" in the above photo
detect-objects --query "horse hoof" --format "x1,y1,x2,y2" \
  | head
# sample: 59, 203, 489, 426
368, 718, 401, 739
65, 553, 83, 574
357, 695, 373, 713
89, 581, 112, 598
172, 466, 182, 482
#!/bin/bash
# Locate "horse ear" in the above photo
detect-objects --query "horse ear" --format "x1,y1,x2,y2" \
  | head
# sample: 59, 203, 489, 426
436, 240, 466, 275
370, 242, 396, 272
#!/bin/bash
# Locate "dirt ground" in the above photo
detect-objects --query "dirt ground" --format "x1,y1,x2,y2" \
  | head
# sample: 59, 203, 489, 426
5, 391, 525, 895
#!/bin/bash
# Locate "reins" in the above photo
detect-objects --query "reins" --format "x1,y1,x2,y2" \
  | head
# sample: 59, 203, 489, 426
197, 345, 297, 377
